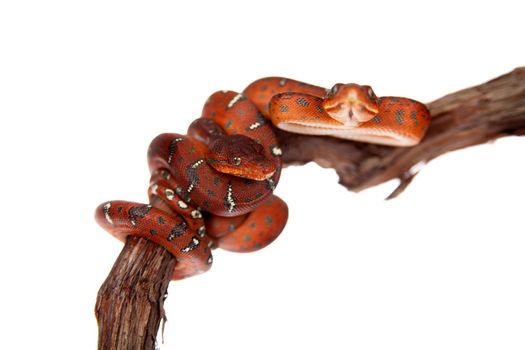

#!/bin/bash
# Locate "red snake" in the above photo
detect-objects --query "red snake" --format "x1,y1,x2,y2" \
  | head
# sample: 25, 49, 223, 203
95, 77, 430, 280
245, 77, 430, 146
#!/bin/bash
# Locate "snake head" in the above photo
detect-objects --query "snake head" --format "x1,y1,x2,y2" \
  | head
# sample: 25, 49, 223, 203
322, 83, 379, 125
206, 134, 276, 181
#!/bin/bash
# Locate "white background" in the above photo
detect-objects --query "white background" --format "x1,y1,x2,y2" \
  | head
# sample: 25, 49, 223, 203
1, 1, 524, 349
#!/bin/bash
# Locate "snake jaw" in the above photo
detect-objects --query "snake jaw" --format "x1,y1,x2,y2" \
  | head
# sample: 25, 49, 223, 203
207, 159, 275, 181
221, 154, 275, 181
322, 83, 379, 125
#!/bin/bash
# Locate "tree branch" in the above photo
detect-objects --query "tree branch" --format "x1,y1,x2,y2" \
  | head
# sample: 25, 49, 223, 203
96, 236, 175, 349
95, 67, 525, 348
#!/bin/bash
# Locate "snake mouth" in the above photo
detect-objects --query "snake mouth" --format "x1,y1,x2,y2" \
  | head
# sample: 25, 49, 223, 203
350, 100, 380, 121
207, 157, 276, 181
257, 168, 276, 181
322, 100, 378, 126
232, 157, 276, 181
323, 83, 379, 125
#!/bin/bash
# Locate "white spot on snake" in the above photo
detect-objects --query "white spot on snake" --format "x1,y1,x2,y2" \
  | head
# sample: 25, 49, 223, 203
187, 159, 204, 193
266, 178, 276, 190
227, 93, 244, 108
167, 138, 184, 164
103, 202, 113, 225
190, 210, 202, 219
207, 255, 213, 264
191, 159, 204, 168
225, 183, 236, 213
181, 236, 200, 253
177, 200, 188, 209
160, 170, 171, 180
279, 78, 287, 86
165, 188, 175, 200
249, 122, 261, 130
151, 184, 158, 195
271, 146, 282, 156
198, 225, 206, 237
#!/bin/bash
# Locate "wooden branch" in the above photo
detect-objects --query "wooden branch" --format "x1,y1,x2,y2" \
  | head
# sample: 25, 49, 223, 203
276, 67, 525, 198
96, 236, 176, 349
95, 67, 525, 348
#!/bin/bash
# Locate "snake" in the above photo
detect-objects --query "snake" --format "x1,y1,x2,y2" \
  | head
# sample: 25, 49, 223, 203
95, 89, 288, 280
244, 77, 431, 146
95, 77, 430, 280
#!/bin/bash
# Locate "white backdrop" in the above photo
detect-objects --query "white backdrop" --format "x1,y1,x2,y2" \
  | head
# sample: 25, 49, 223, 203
1, 1, 524, 349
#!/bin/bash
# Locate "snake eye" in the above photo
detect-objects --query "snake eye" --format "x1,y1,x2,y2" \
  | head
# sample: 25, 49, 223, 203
232, 157, 241, 166
367, 88, 376, 99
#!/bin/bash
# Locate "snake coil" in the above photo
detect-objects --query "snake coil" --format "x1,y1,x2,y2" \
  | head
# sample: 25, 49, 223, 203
96, 77, 430, 280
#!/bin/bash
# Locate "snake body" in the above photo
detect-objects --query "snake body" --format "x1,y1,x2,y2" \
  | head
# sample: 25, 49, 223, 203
96, 77, 430, 280
244, 77, 431, 146
96, 89, 288, 280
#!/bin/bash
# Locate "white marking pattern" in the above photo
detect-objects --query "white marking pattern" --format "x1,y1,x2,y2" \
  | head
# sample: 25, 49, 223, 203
191, 210, 202, 219
103, 202, 113, 225
225, 183, 236, 213
249, 122, 261, 130
165, 188, 175, 200
227, 93, 244, 108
